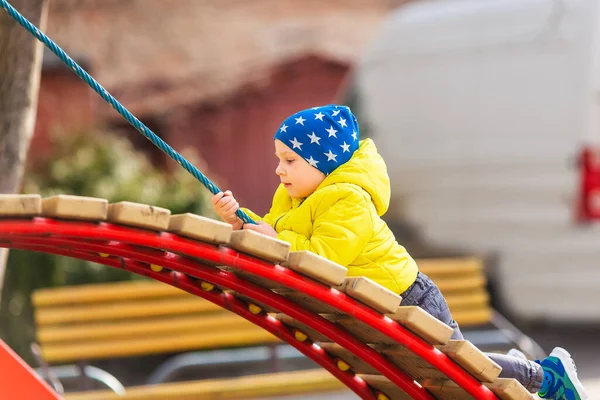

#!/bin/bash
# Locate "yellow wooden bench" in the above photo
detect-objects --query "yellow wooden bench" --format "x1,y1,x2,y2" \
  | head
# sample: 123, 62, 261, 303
31, 255, 541, 398
31, 257, 488, 366
418, 257, 544, 360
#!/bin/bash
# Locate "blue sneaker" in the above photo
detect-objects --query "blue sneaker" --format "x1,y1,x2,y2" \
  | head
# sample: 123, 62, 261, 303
537, 347, 588, 400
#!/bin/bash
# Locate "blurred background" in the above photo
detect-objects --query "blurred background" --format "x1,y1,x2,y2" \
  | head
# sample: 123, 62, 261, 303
2, 0, 600, 398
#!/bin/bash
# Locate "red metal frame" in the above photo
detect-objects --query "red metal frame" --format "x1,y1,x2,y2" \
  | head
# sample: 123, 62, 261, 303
0, 338, 62, 400
0, 218, 498, 399
9, 238, 429, 400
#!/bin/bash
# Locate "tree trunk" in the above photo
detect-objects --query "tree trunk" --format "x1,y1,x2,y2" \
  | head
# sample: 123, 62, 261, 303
0, 0, 49, 302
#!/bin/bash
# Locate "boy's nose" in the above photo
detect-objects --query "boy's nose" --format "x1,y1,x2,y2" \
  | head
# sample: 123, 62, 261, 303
275, 164, 285, 176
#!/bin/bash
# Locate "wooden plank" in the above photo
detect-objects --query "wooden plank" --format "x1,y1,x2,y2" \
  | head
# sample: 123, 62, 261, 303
336, 277, 400, 314
168, 213, 232, 243
107, 201, 170, 230
282, 251, 347, 286
32, 281, 188, 307
38, 313, 258, 343
275, 314, 331, 342
34, 297, 222, 325
438, 340, 501, 383
487, 378, 537, 400
422, 378, 535, 400
318, 343, 381, 375
219, 265, 289, 290
0, 194, 41, 217
64, 369, 344, 400
42, 195, 108, 221
41, 326, 279, 363
359, 375, 413, 400
386, 306, 453, 345
373, 345, 449, 381
322, 315, 399, 345
274, 289, 343, 314
228, 230, 290, 263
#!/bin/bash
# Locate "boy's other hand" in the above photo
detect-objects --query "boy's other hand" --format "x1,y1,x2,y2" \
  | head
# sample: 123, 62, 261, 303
243, 221, 277, 237
211, 190, 241, 227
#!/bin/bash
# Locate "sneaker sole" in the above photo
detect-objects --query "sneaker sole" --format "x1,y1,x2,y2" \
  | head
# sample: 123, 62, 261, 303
550, 347, 589, 400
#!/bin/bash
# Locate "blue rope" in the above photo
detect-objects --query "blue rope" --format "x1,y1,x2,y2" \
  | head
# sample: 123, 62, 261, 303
0, 0, 255, 224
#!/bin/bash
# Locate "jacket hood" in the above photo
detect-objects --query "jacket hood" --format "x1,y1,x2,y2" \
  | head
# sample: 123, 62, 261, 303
318, 139, 390, 216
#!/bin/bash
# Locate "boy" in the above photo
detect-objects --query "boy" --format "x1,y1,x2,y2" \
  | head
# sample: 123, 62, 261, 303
212, 105, 587, 399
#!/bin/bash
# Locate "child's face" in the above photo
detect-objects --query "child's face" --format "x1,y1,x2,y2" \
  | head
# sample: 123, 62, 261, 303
274, 139, 325, 199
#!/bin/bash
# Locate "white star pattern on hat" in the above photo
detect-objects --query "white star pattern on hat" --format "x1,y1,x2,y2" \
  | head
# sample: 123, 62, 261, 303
295, 116, 306, 125
314, 112, 325, 121
338, 117, 347, 128
324, 150, 337, 161
332, 109, 341, 117
306, 156, 319, 168
307, 132, 321, 145
326, 126, 337, 138
289, 137, 303, 150
280, 124, 288, 133
340, 142, 350, 153
352, 130, 357, 141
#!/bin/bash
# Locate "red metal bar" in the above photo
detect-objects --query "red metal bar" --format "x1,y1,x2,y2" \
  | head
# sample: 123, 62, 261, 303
7, 240, 433, 400
0, 219, 497, 399
10, 242, 377, 400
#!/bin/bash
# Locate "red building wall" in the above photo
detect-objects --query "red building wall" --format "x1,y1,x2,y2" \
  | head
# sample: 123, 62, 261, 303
30, 67, 96, 163
165, 55, 349, 215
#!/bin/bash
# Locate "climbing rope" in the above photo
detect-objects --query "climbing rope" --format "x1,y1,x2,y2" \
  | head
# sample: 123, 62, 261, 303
0, 0, 255, 224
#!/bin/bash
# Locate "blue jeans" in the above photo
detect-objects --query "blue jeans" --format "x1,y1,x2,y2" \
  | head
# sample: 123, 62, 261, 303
400, 272, 543, 393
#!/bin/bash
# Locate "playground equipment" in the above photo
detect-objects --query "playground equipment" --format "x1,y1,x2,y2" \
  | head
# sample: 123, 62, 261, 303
0, 194, 537, 399
0, 0, 541, 398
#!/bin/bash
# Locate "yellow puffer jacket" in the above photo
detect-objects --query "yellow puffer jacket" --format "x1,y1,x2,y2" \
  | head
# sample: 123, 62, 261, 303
243, 139, 418, 294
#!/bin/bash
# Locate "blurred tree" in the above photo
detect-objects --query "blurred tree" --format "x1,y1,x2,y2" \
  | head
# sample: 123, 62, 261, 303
0, 0, 49, 309
0, 128, 216, 363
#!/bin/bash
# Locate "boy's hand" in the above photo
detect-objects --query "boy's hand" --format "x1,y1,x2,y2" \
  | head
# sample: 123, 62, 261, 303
243, 221, 277, 237
211, 190, 242, 229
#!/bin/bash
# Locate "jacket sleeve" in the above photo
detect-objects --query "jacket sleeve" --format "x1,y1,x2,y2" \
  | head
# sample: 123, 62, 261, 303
276, 187, 372, 267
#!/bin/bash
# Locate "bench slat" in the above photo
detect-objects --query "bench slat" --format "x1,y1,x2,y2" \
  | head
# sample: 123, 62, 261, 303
35, 297, 221, 325
33, 281, 188, 307
42, 326, 279, 362
64, 369, 345, 400
417, 257, 483, 276
452, 308, 493, 327
38, 313, 258, 343
435, 275, 487, 293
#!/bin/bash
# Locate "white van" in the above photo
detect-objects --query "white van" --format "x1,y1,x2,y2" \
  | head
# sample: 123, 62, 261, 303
350, 0, 600, 323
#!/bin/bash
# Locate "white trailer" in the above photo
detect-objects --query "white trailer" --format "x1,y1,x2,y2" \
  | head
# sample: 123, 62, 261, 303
351, 0, 600, 322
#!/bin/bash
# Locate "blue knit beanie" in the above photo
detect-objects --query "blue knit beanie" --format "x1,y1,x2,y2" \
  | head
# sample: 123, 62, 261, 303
274, 104, 360, 175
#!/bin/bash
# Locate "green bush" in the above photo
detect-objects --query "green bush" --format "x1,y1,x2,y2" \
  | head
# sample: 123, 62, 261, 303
0, 129, 217, 363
